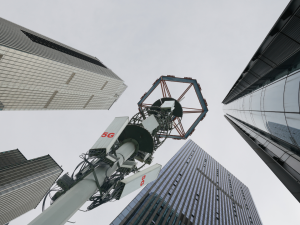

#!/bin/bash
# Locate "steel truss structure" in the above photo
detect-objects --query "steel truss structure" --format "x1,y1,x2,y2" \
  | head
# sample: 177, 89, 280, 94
138, 75, 208, 139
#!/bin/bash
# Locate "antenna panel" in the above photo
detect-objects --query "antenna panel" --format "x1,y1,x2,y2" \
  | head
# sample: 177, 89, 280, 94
91, 117, 129, 154
118, 164, 162, 199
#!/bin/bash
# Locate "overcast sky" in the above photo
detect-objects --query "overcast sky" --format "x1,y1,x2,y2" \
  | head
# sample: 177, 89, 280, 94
1, 0, 299, 224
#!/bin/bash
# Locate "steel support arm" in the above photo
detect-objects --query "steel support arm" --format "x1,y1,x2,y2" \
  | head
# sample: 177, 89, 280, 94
28, 142, 135, 225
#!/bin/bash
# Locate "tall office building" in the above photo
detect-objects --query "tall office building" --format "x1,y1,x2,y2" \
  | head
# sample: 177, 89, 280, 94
111, 140, 262, 225
223, 0, 300, 202
0, 17, 127, 111
0, 149, 62, 225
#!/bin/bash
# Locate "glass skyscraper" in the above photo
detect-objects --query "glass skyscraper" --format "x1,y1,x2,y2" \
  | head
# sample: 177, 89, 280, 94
0, 149, 62, 225
111, 140, 262, 225
223, 0, 300, 203
0, 17, 127, 111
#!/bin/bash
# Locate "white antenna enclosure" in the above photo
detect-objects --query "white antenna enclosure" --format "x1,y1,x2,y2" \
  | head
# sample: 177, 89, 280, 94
118, 164, 162, 199
91, 117, 129, 154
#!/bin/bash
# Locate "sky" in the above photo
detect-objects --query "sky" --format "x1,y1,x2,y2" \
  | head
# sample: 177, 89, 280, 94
0, 0, 299, 224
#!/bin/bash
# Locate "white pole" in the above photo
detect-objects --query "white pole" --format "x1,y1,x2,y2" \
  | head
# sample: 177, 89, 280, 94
28, 142, 135, 225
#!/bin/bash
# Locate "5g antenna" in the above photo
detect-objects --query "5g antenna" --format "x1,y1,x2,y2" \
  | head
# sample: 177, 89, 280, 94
29, 75, 208, 225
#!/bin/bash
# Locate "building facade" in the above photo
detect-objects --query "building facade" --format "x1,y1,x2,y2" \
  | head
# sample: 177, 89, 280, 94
0, 17, 127, 111
111, 140, 262, 225
0, 149, 62, 225
223, 0, 300, 202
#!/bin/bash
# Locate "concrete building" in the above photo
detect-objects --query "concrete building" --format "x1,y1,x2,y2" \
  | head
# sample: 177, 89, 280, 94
0, 149, 62, 225
0, 17, 126, 111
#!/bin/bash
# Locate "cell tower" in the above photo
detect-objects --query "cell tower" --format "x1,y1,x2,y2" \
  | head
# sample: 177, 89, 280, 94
29, 76, 208, 225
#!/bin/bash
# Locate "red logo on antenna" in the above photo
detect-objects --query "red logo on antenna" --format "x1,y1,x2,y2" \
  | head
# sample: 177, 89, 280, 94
101, 132, 108, 137
101, 132, 115, 138
140, 175, 146, 186
108, 133, 115, 138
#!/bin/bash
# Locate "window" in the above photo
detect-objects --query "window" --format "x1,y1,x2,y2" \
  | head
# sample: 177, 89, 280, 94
21, 30, 107, 68
171, 215, 178, 225
249, 217, 253, 224
263, 78, 285, 112
158, 205, 164, 214
166, 210, 174, 225
158, 205, 170, 225
284, 72, 300, 112
0, 54, 3, 60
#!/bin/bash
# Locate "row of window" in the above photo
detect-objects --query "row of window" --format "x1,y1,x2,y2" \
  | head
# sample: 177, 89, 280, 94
197, 168, 242, 209
21, 30, 107, 68
227, 176, 238, 218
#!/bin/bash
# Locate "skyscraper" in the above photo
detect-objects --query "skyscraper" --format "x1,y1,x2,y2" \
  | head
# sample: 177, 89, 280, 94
111, 140, 262, 225
0, 17, 127, 111
0, 149, 62, 225
223, 0, 300, 202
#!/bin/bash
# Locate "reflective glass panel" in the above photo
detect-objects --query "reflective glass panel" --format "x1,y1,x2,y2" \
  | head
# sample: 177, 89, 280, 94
263, 78, 285, 112
250, 89, 262, 111
243, 95, 251, 111
239, 98, 244, 110
239, 111, 247, 123
284, 71, 300, 113
251, 111, 268, 132
261, 111, 268, 133
285, 113, 300, 148
234, 100, 238, 110
233, 110, 239, 120
235, 111, 241, 121
261, 88, 266, 111
241, 111, 249, 124
264, 112, 293, 144
245, 111, 254, 126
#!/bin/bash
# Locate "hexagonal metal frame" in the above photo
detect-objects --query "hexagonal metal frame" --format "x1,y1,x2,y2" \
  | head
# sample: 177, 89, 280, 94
138, 75, 208, 139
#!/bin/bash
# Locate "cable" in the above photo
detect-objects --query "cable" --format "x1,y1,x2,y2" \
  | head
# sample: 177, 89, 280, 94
42, 189, 51, 212
71, 161, 84, 179
136, 163, 146, 171
42, 189, 61, 211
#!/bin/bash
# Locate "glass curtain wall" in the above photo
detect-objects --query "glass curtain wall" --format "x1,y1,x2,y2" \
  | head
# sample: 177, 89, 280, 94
224, 69, 300, 154
111, 140, 262, 225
